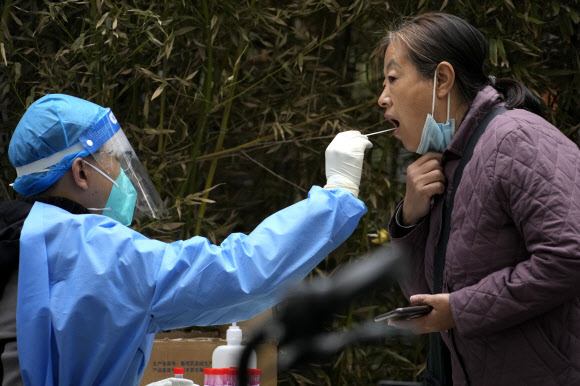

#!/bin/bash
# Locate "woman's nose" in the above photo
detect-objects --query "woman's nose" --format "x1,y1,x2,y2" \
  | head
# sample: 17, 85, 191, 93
378, 89, 392, 108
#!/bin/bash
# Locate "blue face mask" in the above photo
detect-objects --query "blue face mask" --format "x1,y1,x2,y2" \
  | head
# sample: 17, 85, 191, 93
416, 73, 455, 155
103, 169, 137, 225
85, 161, 137, 226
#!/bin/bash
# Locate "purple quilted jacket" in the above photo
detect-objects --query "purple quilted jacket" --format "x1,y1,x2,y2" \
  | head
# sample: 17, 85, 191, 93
388, 86, 580, 385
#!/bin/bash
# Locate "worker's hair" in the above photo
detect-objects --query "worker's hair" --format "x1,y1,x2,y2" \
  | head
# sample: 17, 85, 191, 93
376, 12, 541, 115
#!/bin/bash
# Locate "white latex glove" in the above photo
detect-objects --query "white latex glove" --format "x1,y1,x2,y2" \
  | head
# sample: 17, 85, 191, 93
324, 131, 373, 197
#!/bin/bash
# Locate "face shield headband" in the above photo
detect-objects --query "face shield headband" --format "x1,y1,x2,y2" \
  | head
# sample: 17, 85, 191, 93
14, 109, 121, 178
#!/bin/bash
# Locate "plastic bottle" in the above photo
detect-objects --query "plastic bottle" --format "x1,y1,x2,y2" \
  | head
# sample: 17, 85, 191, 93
174, 367, 185, 378
203, 368, 228, 386
247, 369, 261, 386
146, 367, 197, 386
212, 323, 257, 369
227, 367, 238, 386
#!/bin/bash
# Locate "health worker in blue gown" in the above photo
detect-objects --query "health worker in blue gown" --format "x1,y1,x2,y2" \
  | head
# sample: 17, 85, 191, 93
0, 94, 373, 385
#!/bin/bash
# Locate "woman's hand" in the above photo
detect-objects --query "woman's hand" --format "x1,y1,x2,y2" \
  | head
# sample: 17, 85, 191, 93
402, 152, 445, 225
388, 294, 455, 334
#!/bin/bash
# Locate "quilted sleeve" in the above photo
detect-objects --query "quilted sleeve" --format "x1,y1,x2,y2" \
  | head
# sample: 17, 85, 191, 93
388, 201, 432, 298
450, 119, 580, 338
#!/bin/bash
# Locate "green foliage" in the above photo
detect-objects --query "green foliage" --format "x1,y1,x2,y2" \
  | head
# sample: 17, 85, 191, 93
1, 0, 578, 384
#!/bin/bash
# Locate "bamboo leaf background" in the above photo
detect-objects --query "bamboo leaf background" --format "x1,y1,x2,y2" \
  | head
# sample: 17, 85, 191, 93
0, 0, 578, 384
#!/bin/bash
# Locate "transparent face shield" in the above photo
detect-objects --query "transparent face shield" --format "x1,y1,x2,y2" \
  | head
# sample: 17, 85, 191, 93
89, 127, 169, 222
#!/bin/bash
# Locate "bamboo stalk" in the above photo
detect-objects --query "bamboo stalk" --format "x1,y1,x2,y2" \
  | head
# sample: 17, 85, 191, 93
216, 10, 359, 109
157, 65, 167, 154
181, 0, 214, 235
194, 99, 375, 161
157, 0, 170, 157
194, 42, 248, 235
1, 0, 14, 50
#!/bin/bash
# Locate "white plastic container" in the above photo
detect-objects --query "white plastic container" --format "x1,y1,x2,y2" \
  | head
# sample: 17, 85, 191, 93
146, 380, 196, 386
146, 367, 197, 386
212, 322, 257, 369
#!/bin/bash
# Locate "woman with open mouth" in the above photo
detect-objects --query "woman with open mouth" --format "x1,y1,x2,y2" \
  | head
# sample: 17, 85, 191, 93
376, 12, 580, 386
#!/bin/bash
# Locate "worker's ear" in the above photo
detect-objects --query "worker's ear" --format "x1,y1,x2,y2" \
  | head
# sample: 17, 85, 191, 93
71, 157, 90, 191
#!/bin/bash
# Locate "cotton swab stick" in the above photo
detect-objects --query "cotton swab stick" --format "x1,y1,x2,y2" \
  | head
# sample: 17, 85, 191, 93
366, 128, 396, 136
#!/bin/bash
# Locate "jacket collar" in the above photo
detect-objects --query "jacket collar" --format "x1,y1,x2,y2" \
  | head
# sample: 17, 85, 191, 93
446, 86, 504, 158
20, 196, 90, 215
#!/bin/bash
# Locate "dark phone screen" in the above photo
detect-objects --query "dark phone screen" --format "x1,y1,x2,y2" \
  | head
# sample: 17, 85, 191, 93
374, 305, 433, 322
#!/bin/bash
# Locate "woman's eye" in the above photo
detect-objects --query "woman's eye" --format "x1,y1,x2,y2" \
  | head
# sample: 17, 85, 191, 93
388, 76, 397, 83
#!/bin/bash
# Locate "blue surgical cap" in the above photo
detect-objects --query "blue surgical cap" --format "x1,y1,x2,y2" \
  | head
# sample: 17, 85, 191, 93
9, 94, 110, 196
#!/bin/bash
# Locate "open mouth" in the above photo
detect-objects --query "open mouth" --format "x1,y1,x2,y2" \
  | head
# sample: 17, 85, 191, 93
384, 114, 400, 129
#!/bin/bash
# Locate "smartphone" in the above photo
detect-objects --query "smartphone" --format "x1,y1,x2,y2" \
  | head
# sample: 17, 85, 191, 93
374, 305, 433, 322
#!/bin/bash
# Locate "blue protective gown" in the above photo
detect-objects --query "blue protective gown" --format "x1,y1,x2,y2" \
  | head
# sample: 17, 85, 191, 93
16, 186, 366, 385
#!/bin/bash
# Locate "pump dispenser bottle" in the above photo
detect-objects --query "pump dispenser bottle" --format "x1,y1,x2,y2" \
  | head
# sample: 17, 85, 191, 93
212, 322, 257, 369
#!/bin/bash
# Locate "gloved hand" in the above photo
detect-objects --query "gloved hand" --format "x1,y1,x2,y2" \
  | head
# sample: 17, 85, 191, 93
324, 131, 373, 197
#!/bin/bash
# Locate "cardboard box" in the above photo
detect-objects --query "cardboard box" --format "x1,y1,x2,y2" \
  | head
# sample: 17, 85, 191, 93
140, 309, 278, 386
140, 338, 220, 385
140, 310, 277, 386
140, 338, 277, 386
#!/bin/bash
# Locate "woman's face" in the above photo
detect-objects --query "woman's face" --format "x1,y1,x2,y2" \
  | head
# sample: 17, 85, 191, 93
377, 39, 434, 152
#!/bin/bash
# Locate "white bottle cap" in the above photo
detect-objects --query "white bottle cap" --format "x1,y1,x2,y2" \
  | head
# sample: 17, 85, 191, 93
226, 322, 242, 345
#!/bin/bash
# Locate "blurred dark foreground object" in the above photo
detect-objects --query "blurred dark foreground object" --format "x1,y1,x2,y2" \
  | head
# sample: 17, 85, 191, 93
238, 245, 415, 385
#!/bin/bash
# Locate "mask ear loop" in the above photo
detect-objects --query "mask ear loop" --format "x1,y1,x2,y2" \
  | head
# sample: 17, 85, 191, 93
84, 160, 119, 189
446, 87, 450, 123
83, 159, 117, 212
431, 72, 437, 117
433, 70, 452, 123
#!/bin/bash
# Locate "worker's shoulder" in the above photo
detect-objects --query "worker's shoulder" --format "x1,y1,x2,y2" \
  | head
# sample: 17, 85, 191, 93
0, 199, 34, 241
0, 199, 34, 226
